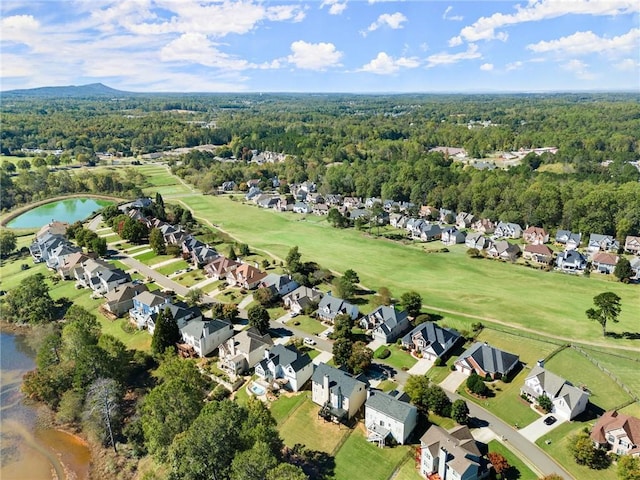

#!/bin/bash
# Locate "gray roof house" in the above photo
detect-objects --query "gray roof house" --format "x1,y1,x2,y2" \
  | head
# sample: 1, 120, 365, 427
366, 390, 418, 446
521, 365, 589, 420
316, 295, 359, 323
441, 227, 466, 246
219, 327, 274, 377
103, 282, 148, 317
361, 306, 411, 344
419, 425, 490, 480
179, 318, 234, 358
260, 273, 299, 297
255, 344, 313, 392
555, 250, 587, 273
494, 221, 523, 239
420, 223, 442, 242
283, 286, 324, 315
312, 363, 368, 423
455, 342, 520, 379
555, 230, 582, 250
402, 322, 461, 361
465, 232, 492, 250
587, 234, 620, 254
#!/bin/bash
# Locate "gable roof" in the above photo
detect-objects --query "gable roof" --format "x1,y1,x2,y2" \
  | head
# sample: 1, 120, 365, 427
524, 244, 553, 256
318, 295, 358, 319
260, 344, 312, 373
366, 390, 417, 424
134, 290, 170, 308
180, 318, 231, 339
591, 410, 640, 451
312, 363, 368, 398
420, 425, 482, 475
457, 342, 519, 376
232, 326, 273, 353
592, 252, 619, 266
402, 322, 461, 357
367, 306, 408, 329
524, 365, 587, 409
104, 282, 148, 303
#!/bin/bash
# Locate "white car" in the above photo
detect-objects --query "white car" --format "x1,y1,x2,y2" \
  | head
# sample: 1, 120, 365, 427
303, 337, 316, 346
290, 311, 299, 318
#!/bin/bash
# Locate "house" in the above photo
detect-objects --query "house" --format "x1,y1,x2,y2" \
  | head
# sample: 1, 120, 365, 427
74, 258, 130, 295
313, 204, 329, 216
390, 213, 408, 229
456, 212, 476, 229
521, 364, 589, 420
57, 251, 90, 279
406, 218, 427, 237
471, 218, 496, 235
555, 250, 588, 273
465, 232, 491, 250
555, 230, 582, 250
401, 322, 461, 361
219, 327, 274, 376
591, 252, 618, 274
591, 411, 640, 456
365, 390, 418, 446
190, 244, 218, 268
220, 181, 236, 191
624, 236, 640, 255
587, 234, 619, 254
36, 220, 69, 238
29, 231, 68, 264
312, 363, 368, 423
348, 208, 369, 221
179, 318, 234, 357
361, 306, 410, 344
103, 282, 148, 317
255, 344, 313, 392
419, 205, 438, 219
204, 255, 240, 280
316, 295, 359, 323
494, 221, 523, 239
131, 197, 152, 209
245, 186, 261, 201
343, 197, 363, 209
129, 290, 172, 329
630, 257, 640, 280
146, 302, 203, 334
486, 240, 521, 261
419, 425, 490, 480
523, 244, 554, 264
293, 202, 312, 214
441, 227, 466, 246
420, 224, 442, 242
181, 235, 203, 257
283, 286, 324, 315
523, 226, 550, 245
226, 263, 267, 289
260, 273, 299, 297
45, 242, 81, 270
455, 342, 520, 379
439, 209, 456, 225
256, 195, 279, 209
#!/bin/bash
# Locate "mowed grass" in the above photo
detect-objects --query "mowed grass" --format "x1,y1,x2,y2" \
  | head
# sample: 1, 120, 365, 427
155, 259, 189, 276
544, 347, 634, 409
535, 422, 617, 480
475, 328, 560, 366
278, 397, 350, 453
393, 457, 423, 480
173, 269, 207, 288
576, 347, 640, 400
269, 392, 307, 424
0, 257, 48, 291
288, 315, 326, 336
374, 344, 418, 371
487, 440, 538, 480
175, 194, 640, 349
332, 425, 411, 480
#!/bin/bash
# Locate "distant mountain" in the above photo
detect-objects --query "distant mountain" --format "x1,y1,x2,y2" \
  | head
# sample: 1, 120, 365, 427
2, 83, 131, 98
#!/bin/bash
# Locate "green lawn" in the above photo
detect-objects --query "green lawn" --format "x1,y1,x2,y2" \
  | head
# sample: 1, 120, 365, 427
124, 244, 150, 254
393, 457, 423, 480
175, 193, 640, 349
487, 440, 538, 480
374, 344, 418, 371
155, 259, 189, 276
376, 379, 399, 392
173, 269, 207, 288
269, 392, 307, 424
575, 347, 640, 400
138, 253, 175, 266
476, 328, 559, 366
333, 427, 412, 480
97, 318, 151, 352
0, 258, 48, 291
108, 259, 131, 272
544, 347, 634, 410
535, 422, 617, 480
287, 315, 326, 335
278, 398, 351, 453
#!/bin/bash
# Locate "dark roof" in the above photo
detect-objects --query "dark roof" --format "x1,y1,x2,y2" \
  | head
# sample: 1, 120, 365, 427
457, 342, 519, 375
366, 390, 417, 423
265, 344, 312, 372
180, 318, 232, 338
312, 363, 368, 398
402, 322, 461, 358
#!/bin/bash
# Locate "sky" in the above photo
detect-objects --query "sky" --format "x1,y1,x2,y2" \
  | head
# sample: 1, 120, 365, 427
1, 0, 639, 93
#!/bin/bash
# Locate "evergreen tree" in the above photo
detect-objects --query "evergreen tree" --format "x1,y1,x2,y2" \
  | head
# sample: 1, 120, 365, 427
151, 308, 180, 355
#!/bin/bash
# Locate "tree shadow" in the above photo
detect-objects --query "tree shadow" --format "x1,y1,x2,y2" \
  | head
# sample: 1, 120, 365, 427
285, 444, 336, 480
500, 465, 522, 480
606, 331, 640, 340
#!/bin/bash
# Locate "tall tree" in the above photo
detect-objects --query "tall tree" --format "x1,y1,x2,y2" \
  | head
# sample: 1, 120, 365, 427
347, 341, 373, 374
185, 287, 203, 307
149, 227, 166, 255
0, 229, 17, 257
585, 292, 622, 336
400, 291, 422, 318
487, 452, 510, 478
332, 337, 353, 368
617, 455, 640, 480
3, 273, 56, 324
285, 246, 302, 274
451, 399, 470, 425
231, 441, 279, 480
266, 464, 308, 480
247, 305, 270, 335
151, 308, 180, 355
84, 377, 122, 453
614, 257, 633, 283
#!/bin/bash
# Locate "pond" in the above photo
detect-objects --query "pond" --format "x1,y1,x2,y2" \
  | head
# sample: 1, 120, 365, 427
6, 198, 114, 229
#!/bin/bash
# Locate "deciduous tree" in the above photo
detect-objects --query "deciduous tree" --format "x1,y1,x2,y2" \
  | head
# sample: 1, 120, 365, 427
586, 292, 622, 337
487, 452, 510, 478
347, 341, 373, 374
248, 305, 271, 335
451, 399, 470, 425
149, 227, 166, 255
400, 291, 422, 317
0, 229, 17, 257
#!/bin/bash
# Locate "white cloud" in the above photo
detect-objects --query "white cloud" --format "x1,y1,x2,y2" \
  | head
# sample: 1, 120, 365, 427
360, 52, 420, 74
448, 36, 463, 47
287, 41, 343, 70
365, 12, 407, 34
562, 59, 595, 80
506, 61, 524, 71
527, 28, 640, 56
321, 0, 347, 15
426, 44, 481, 67
160, 33, 251, 70
452, 0, 637, 43
443, 6, 463, 21
614, 58, 639, 71
420, 42, 429, 52
480, 63, 494, 71
1, 14, 41, 44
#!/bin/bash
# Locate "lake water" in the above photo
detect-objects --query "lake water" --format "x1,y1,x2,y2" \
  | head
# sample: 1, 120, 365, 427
0, 332, 91, 480
6, 198, 113, 229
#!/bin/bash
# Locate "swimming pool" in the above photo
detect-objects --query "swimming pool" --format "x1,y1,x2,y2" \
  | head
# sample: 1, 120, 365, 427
249, 382, 266, 396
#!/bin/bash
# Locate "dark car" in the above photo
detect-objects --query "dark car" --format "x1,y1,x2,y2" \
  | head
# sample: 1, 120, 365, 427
544, 416, 557, 425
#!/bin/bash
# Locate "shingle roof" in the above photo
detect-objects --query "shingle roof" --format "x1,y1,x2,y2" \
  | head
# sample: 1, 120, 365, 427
180, 318, 231, 339
312, 363, 368, 398
591, 410, 640, 449
264, 344, 312, 373
402, 322, 461, 358
457, 342, 519, 376
366, 390, 417, 424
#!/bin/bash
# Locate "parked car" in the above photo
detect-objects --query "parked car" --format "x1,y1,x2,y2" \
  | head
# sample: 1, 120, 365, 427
544, 416, 557, 425
290, 311, 299, 318
303, 337, 316, 346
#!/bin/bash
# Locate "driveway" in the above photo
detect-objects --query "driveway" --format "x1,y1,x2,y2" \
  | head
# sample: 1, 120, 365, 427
407, 357, 435, 376
519, 413, 567, 442
439, 370, 467, 392
312, 350, 333, 365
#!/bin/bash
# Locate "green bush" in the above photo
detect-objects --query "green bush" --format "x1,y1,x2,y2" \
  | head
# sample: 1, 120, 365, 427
378, 348, 391, 359
434, 357, 445, 367
466, 373, 489, 396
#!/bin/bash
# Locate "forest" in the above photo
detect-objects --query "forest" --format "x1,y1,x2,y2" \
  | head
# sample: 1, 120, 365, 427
2, 93, 640, 238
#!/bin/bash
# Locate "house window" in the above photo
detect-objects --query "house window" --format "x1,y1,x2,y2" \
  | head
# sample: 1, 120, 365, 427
380, 420, 384, 426
608, 435, 615, 443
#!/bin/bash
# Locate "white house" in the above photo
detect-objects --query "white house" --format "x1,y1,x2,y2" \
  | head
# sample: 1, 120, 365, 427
555, 250, 587, 273
179, 318, 234, 358
419, 425, 490, 480
255, 344, 313, 392
129, 290, 172, 329
316, 295, 359, 323
283, 286, 324, 315
219, 327, 274, 377
494, 221, 523, 239
521, 365, 589, 420
365, 390, 417, 446
312, 363, 368, 423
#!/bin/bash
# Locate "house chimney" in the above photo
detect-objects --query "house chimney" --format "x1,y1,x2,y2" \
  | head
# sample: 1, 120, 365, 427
438, 447, 448, 479
537, 359, 545, 368
323, 374, 330, 404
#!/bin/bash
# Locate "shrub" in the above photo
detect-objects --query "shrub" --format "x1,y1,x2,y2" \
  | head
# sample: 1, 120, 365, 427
450, 364, 457, 371
378, 348, 391, 359
466, 373, 489, 396
121, 321, 137, 334
210, 384, 231, 401
434, 357, 445, 367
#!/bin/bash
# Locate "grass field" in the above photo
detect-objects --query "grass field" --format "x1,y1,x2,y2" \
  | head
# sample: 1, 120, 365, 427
374, 344, 418, 371
0, 257, 48, 291
269, 392, 308, 424
575, 347, 640, 400
173, 269, 207, 288
332, 426, 412, 480
174, 194, 640, 350
288, 315, 326, 335
155, 259, 190, 276
393, 457, 423, 480
487, 440, 538, 480
535, 422, 617, 480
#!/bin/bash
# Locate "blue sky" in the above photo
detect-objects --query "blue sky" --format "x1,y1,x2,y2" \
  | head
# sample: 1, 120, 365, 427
1, 0, 639, 92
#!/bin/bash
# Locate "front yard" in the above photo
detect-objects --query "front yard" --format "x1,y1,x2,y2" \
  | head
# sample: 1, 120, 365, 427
374, 344, 418, 371
287, 315, 326, 336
